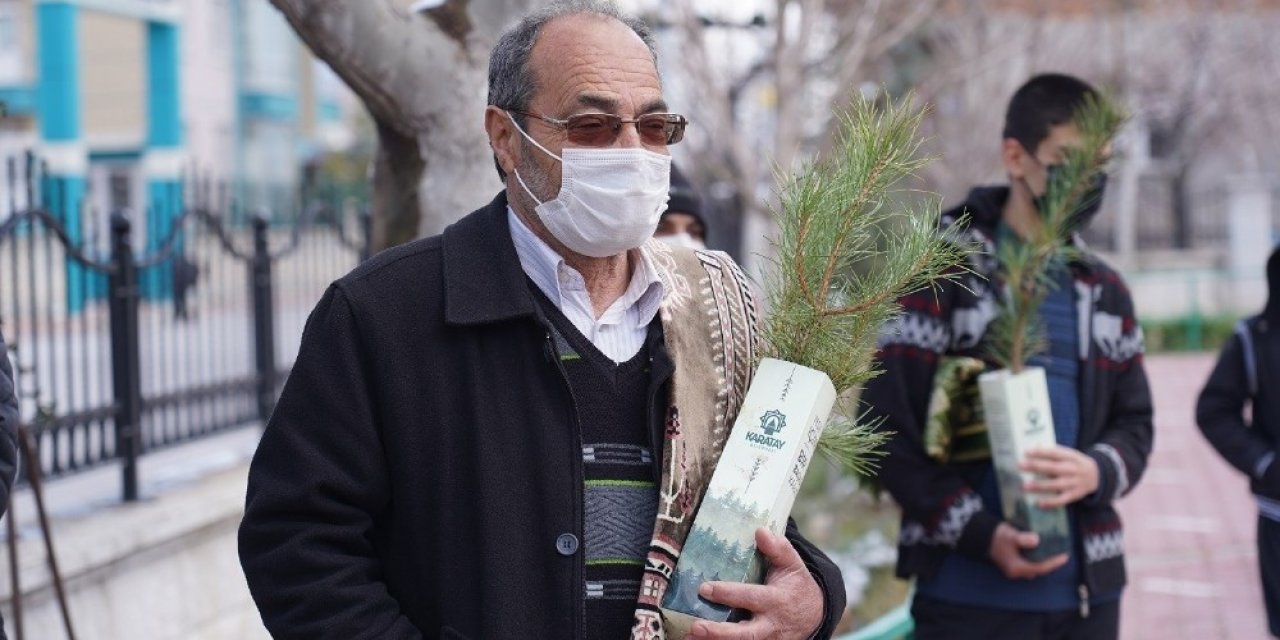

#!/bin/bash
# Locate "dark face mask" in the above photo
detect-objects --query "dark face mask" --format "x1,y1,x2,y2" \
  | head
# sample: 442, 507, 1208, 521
1025, 163, 1108, 237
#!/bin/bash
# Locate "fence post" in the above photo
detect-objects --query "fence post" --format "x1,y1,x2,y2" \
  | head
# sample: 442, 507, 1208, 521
250, 214, 277, 423
108, 212, 142, 502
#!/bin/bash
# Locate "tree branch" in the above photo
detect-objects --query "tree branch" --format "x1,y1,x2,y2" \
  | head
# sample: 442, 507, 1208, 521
423, 0, 474, 47
816, 155, 893, 304
819, 238, 939, 318
268, 0, 478, 136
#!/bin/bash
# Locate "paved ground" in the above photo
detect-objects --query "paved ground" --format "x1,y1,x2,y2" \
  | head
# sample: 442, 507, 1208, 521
1119, 352, 1272, 639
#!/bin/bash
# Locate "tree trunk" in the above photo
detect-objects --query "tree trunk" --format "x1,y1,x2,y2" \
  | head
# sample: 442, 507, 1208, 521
371, 119, 425, 250
1171, 161, 1193, 250
269, 0, 533, 250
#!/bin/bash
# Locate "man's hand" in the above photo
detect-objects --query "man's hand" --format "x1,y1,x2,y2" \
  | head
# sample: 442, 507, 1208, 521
689, 528, 823, 639
1021, 445, 1100, 508
989, 522, 1068, 580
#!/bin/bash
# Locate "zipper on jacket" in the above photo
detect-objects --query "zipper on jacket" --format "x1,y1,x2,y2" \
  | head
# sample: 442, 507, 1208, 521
542, 333, 556, 363
647, 354, 662, 478
1077, 273, 1099, 444
645, 332, 676, 480
542, 328, 587, 639
1075, 273, 1113, 609
1071, 498, 1096, 620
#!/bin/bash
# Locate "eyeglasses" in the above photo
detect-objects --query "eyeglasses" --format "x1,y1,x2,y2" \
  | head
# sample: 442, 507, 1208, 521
508, 110, 688, 147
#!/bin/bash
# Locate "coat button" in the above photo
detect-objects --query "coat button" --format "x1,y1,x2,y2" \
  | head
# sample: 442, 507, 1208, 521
555, 533, 579, 556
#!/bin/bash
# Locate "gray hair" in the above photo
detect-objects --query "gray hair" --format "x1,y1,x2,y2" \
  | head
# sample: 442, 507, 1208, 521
488, 0, 659, 180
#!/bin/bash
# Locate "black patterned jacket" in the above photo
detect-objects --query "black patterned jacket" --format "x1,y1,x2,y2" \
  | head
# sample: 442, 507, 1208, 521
860, 186, 1154, 601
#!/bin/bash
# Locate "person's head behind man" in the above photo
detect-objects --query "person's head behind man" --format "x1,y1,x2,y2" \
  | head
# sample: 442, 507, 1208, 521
483, 1, 685, 261
655, 164, 708, 250
1000, 73, 1106, 234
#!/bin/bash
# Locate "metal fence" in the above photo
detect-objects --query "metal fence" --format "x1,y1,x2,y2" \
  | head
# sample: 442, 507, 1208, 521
0, 154, 369, 501
1081, 175, 1280, 253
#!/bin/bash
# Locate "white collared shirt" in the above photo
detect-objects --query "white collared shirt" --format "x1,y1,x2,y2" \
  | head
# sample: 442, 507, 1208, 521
508, 208, 665, 363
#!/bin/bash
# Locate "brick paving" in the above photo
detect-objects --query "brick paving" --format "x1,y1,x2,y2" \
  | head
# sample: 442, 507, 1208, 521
1119, 353, 1272, 639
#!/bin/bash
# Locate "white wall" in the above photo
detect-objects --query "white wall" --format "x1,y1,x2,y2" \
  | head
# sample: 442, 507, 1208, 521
0, 429, 269, 640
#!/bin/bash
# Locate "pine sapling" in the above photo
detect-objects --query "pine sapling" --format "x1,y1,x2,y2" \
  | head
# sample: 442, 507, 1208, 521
761, 94, 968, 477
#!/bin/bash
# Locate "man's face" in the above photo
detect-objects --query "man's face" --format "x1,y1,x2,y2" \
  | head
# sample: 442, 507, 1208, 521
490, 14, 668, 212
655, 212, 706, 243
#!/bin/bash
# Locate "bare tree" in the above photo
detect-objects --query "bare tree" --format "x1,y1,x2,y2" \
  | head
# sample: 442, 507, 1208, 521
268, 0, 537, 250
1124, 1, 1229, 250
1048, 0, 1280, 253
910, 0, 1280, 254
268, 0, 1280, 259
661, 0, 937, 274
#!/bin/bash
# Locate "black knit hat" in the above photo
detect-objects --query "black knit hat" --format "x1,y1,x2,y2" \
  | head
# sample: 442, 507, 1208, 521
665, 164, 706, 230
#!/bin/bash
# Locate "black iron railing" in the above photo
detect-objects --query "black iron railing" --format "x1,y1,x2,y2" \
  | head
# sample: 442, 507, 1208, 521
0, 157, 370, 501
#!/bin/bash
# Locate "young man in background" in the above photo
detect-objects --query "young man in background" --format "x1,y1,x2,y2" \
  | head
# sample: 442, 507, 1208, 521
861, 74, 1154, 640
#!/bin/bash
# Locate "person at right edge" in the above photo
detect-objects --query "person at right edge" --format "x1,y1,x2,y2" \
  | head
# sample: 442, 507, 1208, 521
1197, 244, 1280, 638
0, 328, 18, 640
860, 73, 1154, 640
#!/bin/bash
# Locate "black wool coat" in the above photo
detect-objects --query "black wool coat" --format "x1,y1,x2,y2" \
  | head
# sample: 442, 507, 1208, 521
1197, 246, 1280, 497
1198, 315, 1280, 497
238, 192, 845, 640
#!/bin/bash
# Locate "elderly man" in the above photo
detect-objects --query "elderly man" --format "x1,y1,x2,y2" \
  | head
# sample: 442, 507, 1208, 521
237, 3, 843, 639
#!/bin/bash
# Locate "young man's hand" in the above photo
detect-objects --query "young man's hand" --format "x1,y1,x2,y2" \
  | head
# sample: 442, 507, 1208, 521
1021, 445, 1100, 508
989, 522, 1068, 579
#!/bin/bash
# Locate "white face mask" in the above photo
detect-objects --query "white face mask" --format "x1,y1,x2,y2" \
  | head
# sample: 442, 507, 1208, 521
508, 112, 672, 258
657, 232, 706, 251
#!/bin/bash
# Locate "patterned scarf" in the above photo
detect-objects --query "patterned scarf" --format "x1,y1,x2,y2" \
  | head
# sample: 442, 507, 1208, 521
630, 241, 760, 640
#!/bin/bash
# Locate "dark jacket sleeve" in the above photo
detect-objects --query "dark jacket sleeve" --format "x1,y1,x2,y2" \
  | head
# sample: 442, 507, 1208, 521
785, 517, 846, 639
859, 283, 1002, 562
1196, 333, 1272, 478
238, 285, 423, 640
0, 329, 17, 511
1081, 291, 1155, 508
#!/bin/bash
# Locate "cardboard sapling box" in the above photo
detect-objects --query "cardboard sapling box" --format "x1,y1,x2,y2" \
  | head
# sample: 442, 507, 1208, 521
977, 367, 1070, 561
661, 359, 836, 629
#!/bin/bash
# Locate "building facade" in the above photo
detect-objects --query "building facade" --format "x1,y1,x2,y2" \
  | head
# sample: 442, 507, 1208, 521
0, 0, 353, 246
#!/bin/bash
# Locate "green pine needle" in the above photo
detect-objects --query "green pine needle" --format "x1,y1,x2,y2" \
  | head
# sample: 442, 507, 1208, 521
761, 93, 968, 478
814, 417, 890, 479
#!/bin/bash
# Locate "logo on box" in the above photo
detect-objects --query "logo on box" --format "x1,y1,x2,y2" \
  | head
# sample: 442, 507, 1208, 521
746, 409, 787, 450
1026, 408, 1046, 436
759, 410, 786, 436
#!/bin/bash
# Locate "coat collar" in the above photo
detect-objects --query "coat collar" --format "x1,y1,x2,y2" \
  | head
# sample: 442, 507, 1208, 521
442, 191, 539, 326
443, 190, 680, 326
949, 185, 1099, 278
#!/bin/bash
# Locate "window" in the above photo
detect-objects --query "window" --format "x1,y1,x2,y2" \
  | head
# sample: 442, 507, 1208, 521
0, 1, 25, 84
108, 170, 132, 212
